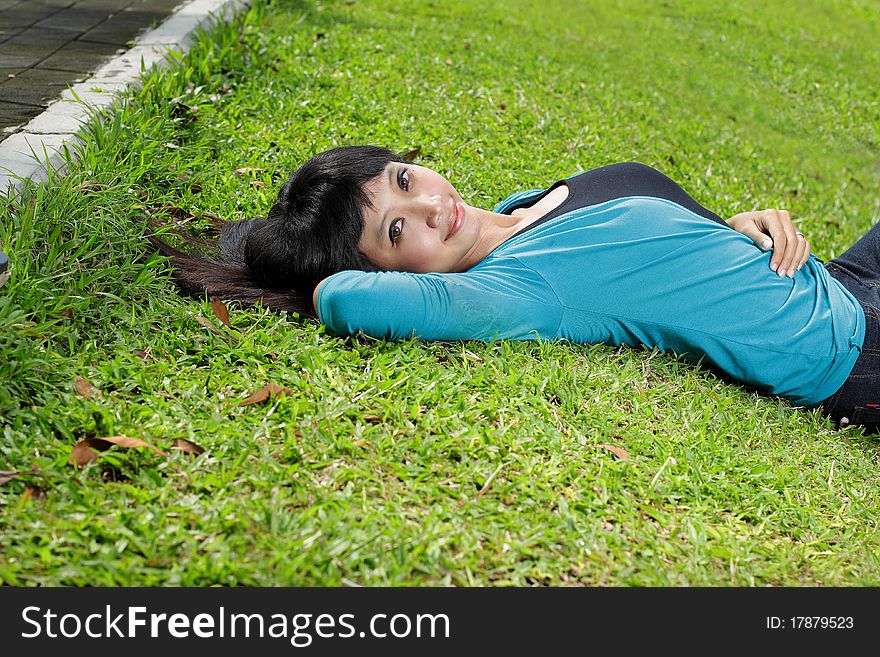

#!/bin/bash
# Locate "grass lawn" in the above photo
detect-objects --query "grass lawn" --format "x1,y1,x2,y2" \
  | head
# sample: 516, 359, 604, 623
1, 0, 879, 586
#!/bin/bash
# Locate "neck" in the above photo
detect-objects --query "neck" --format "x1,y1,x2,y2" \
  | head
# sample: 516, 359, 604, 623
455, 205, 532, 271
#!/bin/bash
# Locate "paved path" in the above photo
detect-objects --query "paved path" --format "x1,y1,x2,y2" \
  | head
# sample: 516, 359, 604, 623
0, 0, 247, 197
0, 0, 184, 142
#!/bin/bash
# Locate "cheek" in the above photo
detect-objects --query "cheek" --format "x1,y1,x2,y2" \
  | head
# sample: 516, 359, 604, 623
400, 237, 441, 271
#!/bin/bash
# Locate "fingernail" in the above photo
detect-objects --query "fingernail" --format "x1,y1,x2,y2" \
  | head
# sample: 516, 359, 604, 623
770, 262, 778, 271
761, 239, 772, 249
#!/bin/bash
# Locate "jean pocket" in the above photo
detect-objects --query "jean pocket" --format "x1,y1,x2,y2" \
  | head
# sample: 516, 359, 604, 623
851, 405, 880, 432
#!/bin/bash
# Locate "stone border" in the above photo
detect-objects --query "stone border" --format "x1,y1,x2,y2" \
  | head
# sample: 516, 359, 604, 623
0, 0, 252, 198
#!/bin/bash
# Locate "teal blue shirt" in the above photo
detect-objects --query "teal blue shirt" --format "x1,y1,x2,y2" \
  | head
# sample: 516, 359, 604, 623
317, 189, 865, 408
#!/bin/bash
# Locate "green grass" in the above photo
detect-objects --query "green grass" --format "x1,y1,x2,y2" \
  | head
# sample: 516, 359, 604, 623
1, 0, 879, 586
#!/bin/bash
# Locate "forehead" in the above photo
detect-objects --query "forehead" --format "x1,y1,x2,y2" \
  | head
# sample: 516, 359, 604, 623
358, 165, 393, 249
362, 165, 394, 215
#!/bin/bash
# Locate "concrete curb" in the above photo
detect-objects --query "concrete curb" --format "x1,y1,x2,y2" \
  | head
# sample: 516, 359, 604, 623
0, 0, 252, 198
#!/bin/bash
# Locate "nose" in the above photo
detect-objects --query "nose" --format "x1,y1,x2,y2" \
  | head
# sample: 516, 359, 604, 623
424, 194, 443, 229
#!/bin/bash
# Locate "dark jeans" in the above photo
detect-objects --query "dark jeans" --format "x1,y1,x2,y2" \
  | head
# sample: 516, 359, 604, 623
820, 220, 880, 431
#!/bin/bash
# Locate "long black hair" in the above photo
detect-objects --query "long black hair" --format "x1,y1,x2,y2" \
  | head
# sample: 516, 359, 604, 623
146, 146, 408, 317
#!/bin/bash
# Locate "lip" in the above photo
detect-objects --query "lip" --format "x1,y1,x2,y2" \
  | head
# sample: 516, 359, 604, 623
447, 201, 464, 240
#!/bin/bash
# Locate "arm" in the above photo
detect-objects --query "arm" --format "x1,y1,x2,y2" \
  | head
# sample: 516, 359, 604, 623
314, 266, 562, 342
313, 277, 327, 317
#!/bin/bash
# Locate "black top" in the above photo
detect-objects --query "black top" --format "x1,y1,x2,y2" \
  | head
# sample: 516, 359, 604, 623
505, 162, 729, 240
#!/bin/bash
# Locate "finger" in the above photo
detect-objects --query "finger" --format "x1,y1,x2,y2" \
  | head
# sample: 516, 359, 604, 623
795, 235, 811, 271
762, 211, 788, 273
788, 234, 808, 275
773, 210, 800, 277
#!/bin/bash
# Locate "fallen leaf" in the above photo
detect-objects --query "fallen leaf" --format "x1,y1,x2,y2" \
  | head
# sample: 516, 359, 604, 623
401, 147, 422, 161
131, 349, 150, 359
156, 204, 195, 223
235, 167, 266, 175
250, 180, 268, 188
210, 298, 233, 328
195, 315, 223, 335
69, 435, 170, 466
463, 349, 484, 363
171, 438, 205, 455
362, 414, 382, 424
445, 59, 453, 66
239, 382, 294, 406
0, 471, 21, 485
77, 180, 103, 191
23, 485, 47, 502
590, 443, 630, 460
74, 376, 102, 400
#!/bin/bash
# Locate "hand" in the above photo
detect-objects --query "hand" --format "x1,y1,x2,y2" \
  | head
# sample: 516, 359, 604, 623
726, 209, 811, 278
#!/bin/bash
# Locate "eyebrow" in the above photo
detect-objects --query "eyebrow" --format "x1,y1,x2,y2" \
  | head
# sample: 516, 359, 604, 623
377, 167, 393, 247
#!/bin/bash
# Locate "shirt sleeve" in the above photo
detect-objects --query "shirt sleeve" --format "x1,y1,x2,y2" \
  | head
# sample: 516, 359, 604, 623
316, 262, 563, 341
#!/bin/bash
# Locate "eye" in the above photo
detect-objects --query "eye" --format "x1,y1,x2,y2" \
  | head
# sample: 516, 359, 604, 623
389, 218, 403, 245
397, 167, 410, 191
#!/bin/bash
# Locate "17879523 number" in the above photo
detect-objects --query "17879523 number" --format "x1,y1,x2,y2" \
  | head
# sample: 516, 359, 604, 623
766, 616, 854, 630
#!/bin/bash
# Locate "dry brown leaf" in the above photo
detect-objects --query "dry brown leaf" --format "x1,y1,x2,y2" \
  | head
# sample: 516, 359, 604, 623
239, 382, 294, 406
463, 350, 484, 363
235, 167, 267, 175
74, 376, 102, 400
159, 205, 193, 222
171, 438, 205, 455
23, 485, 47, 502
195, 315, 223, 335
590, 443, 630, 460
210, 298, 232, 328
0, 470, 21, 485
69, 435, 170, 466
77, 180, 103, 191
362, 414, 383, 424
131, 349, 150, 359
249, 180, 268, 189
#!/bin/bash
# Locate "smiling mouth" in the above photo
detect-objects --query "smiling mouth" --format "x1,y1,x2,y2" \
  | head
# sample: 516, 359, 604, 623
447, 201, 464, 240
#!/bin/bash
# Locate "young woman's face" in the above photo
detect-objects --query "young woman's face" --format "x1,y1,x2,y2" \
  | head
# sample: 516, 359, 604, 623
358, 163, 481, 273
